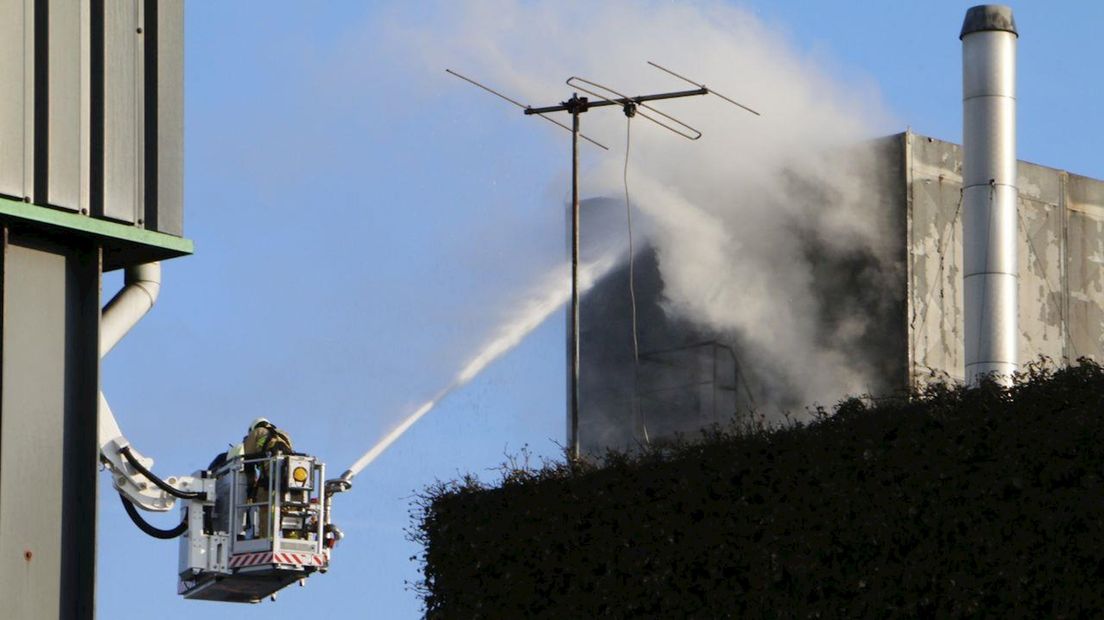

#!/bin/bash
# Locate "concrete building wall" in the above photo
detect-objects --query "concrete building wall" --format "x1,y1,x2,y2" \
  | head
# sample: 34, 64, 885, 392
579, 131, 1104, 455
907, 132, 1104, 385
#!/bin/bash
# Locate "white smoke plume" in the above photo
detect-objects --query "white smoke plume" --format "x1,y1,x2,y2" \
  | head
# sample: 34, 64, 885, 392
409, 1, 900, 413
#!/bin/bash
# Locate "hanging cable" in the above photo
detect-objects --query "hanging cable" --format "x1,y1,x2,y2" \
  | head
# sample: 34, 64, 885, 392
623, 108, 649, 445
624, 114, 641, 364
119, 493, 189, 539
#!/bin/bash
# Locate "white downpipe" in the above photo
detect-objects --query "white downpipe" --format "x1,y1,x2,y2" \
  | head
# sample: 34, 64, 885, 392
100, 262, 161, 357
961, 5, 1018, 386
98, 262, 174, 511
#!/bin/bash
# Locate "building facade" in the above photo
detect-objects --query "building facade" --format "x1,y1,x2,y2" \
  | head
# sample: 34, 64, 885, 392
578, 132, 1104, 455
0, 3, 188, 616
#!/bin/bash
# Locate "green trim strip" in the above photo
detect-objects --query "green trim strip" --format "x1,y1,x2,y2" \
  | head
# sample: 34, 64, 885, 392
0, 195, 194, 254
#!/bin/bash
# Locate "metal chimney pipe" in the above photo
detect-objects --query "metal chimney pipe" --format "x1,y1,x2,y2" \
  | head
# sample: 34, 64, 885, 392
960, 5, 1019, 386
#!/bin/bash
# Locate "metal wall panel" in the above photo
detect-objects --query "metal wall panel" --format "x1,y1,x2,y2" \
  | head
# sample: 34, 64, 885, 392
100, 0, 141, 223
0, 234, 100, 619
47, 0, 90, 212
0, 242, 65, 619
148, 0, 183, 235
0, 0, 34, 201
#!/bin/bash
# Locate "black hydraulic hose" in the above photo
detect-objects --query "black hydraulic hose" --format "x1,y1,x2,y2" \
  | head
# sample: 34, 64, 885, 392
118, 445, 206, 500
119, 493, 189, 539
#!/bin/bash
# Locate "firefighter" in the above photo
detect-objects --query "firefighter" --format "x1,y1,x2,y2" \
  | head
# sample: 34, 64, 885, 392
244, 417, 293, 456
242, 418, 293, 538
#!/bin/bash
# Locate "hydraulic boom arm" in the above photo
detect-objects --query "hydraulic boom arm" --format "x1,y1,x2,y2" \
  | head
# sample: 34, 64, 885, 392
98, 262, 208, 512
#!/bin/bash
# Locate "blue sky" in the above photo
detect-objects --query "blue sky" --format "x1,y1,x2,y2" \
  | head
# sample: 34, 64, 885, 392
96, 2, 1104, 617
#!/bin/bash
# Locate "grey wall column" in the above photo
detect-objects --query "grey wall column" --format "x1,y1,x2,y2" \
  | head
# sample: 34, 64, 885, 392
961, 5, 1019, 386
0, 229, 100, 619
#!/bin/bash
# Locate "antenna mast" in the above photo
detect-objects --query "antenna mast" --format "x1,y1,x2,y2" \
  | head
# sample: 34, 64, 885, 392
448, 63, 758, 459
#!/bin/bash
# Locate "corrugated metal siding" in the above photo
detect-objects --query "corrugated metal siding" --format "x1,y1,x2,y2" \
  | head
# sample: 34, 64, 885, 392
99, 0, 141, 223
47, 0, 90, 212
146, 0, 183, 235
0, 0, 182, 234
0, 0, 34, 201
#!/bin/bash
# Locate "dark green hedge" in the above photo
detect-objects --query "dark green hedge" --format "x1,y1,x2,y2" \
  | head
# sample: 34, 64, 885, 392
411, 362, 1104, 618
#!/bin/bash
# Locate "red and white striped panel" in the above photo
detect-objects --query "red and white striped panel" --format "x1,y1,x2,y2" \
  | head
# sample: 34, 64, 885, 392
229, 551, 326, 568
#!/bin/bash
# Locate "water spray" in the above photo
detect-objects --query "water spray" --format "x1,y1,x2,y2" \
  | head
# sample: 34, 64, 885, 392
328, 253, 621, 492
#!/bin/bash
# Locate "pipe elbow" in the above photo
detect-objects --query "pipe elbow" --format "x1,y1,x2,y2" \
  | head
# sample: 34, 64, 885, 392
125, 261, 162, 308
101, 261, 163, 358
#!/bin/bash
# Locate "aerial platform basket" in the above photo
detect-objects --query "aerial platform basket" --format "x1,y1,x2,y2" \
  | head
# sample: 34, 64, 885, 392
177, 453, 336, 603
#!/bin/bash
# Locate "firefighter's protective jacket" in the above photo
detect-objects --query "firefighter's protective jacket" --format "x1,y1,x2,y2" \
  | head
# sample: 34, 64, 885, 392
244, 423, 293, 456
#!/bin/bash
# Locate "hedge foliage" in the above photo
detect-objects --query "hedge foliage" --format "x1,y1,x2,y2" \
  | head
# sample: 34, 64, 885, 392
410, 361, 1104, 618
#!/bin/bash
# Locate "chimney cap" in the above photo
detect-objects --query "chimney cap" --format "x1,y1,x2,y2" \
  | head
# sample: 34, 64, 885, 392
960, 5, 1018, 39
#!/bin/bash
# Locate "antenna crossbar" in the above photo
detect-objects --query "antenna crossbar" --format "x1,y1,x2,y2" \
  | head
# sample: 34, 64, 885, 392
565, 76, 703, 140
524, 87, 707, 115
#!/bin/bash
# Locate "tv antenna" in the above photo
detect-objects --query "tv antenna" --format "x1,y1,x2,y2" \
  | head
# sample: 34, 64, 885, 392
447, 62, 759, 459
